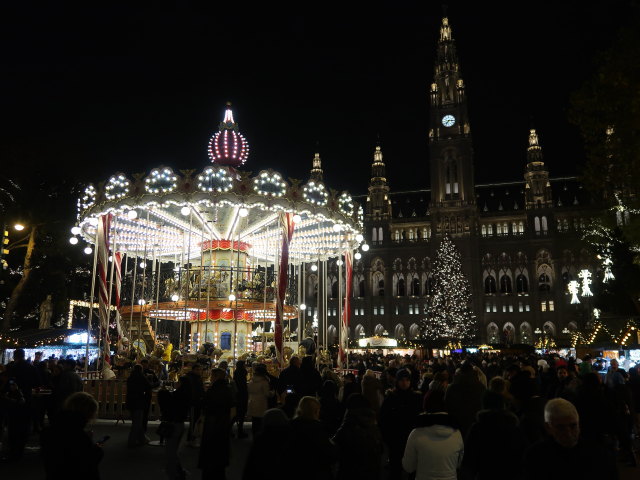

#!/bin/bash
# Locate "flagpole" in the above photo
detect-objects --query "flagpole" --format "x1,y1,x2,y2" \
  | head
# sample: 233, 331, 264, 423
85, 233, 99, 376
103, 216, 118, 370
128, 247, 138, 354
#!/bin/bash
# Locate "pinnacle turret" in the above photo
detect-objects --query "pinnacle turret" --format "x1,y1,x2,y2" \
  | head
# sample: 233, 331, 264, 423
310, 151, 323, 182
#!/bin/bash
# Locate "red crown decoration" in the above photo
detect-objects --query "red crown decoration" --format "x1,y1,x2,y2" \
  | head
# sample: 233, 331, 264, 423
207, 102, 250, 167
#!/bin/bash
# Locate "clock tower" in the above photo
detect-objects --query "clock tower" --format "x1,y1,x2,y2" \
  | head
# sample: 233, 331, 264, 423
428, 15, 475, 216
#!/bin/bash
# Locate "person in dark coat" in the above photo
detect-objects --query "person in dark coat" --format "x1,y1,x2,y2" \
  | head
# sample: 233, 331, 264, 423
444, 361, 485, 437
523, 398, 618, 480
198, 368, 235, 480
379, 368, 422, 480
52, 359, 84, 418
298, 355, 322, 397
332, 394, 383, 480
4, 348, 39, 460
242, 408, 291, 480
41, 392, 103, 480
157, 376, 191, 480
277, 356, 303, 395
187, 363, 205, 444
233, 360, 249, 438
462, 390, 528, 479
574, 372, 611, 444
319, 380, 343, 436
289, 396, 337, 480
126, 364, 152, 447
339, 373, 361, 407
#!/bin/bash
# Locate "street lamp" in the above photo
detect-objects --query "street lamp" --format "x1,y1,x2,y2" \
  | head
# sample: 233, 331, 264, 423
14, 223, 25, 231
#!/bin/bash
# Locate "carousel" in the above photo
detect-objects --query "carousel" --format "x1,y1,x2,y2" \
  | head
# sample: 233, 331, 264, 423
73, 104, 363, 364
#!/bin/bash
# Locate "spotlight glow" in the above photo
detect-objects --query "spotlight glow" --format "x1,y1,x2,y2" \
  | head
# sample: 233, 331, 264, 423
69, 237, 79, 245
127, 210, 138, 220
361, 243, 370, 252
180, 206, 190, 216
84, 247, 93, 255
71, 226, 81, 235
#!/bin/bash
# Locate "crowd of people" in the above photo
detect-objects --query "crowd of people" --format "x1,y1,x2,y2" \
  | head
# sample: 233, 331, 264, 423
1, 347, 640, 479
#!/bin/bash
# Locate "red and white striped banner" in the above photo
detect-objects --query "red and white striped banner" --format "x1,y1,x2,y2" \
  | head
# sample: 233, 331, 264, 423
97, 214, 112, 365
275, 212, 295, 368
113, 251, 124, 352
339, 249, 353, 367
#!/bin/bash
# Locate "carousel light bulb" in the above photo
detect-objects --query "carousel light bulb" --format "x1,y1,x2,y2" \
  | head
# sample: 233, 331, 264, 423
299, 303, 307, 311
171, 294, 180, 302
127, 209, 138, 220
69, 237, 79, 245
88, 217, 99, 226
354, 252, 362, 260
337, 259, 343, 266
228, 293, 236, 302
139, 261, 146, 268
332, 223, 342, 232
311, 264, 318, 272
108, 255, 113, 262
361, 243, 370, 252
292, 214, 302, 223
355, 233, 364, 243
84, 246, 93, 255
180, 206, 190, 216
71, 226, 81, 235
239, 207, 249, 217
138, 299, 146, 305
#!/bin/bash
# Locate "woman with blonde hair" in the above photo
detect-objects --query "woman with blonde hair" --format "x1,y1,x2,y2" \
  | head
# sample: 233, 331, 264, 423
290, 396, 337, 479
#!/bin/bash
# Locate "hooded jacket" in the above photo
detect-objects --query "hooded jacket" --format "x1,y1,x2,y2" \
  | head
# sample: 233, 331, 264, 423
402, 413, 463, 480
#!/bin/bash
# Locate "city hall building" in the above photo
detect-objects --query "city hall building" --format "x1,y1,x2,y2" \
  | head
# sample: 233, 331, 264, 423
303, 16, 601, 346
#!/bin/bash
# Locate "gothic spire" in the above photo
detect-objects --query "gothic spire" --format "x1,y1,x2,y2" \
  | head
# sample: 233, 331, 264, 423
431, 15, 464, 107
527, 128, 544, 164
310, 151, 323, 182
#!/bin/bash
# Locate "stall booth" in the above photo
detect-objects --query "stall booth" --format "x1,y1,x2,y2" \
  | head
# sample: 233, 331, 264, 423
1, 328, 99, 364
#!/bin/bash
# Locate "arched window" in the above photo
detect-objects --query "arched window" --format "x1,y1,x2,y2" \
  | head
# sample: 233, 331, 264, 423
487, 224, 493, 235
484, 275, 497, 294
518, 221, 524, 234
541, 216, 548, 232
354, 324, 365, 338
481, 224, 487, 237
538, 273, 551, 292
394, 230, 400, 242
327, 325, 337, 345
520, 322, 533, 345
516, 274, 529, 293
331, 279, 339, 298
487, 323, 499, 344
503, 222, 509, 234
372, 227, 377, 243
534, 217, 541, 233
497, 223, 503, 235
411, 278, 420, 296
397, 278, 405, 296
378, 227, 384, 242
358, 279, 365, 298
394, 324, 405, 339
220, 332, 232, 350
409, 323, 420, 340
374, 324, 385, 336
500, 274, 512, 294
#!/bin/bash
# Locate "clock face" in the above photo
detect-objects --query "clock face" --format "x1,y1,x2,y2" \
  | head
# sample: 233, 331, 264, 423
442, 114, 456, 127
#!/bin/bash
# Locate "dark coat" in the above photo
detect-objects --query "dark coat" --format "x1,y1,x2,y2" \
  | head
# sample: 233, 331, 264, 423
332, 407, 383, 480
54, 370, 83, 411
444, 371, 486, 435
277, 365, 303, 394
242, 424, 291, 480
41, 411, 103, 480
379, 388, 422, 450
126, 370, 152, 411
288, 417, 337, 480
198, 379, 234, 470
523, 438, 618, 480
463, 409, 528, 480
233, 366, 249, 411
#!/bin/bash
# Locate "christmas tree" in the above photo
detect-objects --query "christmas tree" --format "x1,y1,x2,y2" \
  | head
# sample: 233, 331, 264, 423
421, 235, 476, 343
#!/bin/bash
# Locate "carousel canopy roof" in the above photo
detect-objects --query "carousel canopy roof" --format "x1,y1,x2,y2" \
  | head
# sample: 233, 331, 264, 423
75, 105, 363, 263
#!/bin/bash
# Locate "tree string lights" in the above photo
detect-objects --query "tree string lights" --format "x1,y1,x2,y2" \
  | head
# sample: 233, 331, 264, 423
420, 235, 476, 343
338, 192, 354, 216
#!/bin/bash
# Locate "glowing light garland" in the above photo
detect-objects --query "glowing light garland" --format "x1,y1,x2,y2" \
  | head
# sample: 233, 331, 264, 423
578, 269, 593, 297
253, 171, 287, 198
303, 181, 328, 206
568, 280, 580, 304
338, 192, 354, 216
81, 185, 96, 210
145, 167, 178, 194
197, 167, 233, 193
105, 174, 131, 200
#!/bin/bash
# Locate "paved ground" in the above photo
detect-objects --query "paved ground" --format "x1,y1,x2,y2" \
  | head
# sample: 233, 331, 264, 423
2, 420, 638, 479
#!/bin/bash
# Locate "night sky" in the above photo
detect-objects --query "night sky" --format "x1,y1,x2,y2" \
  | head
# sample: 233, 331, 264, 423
1, 2, 633, 200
